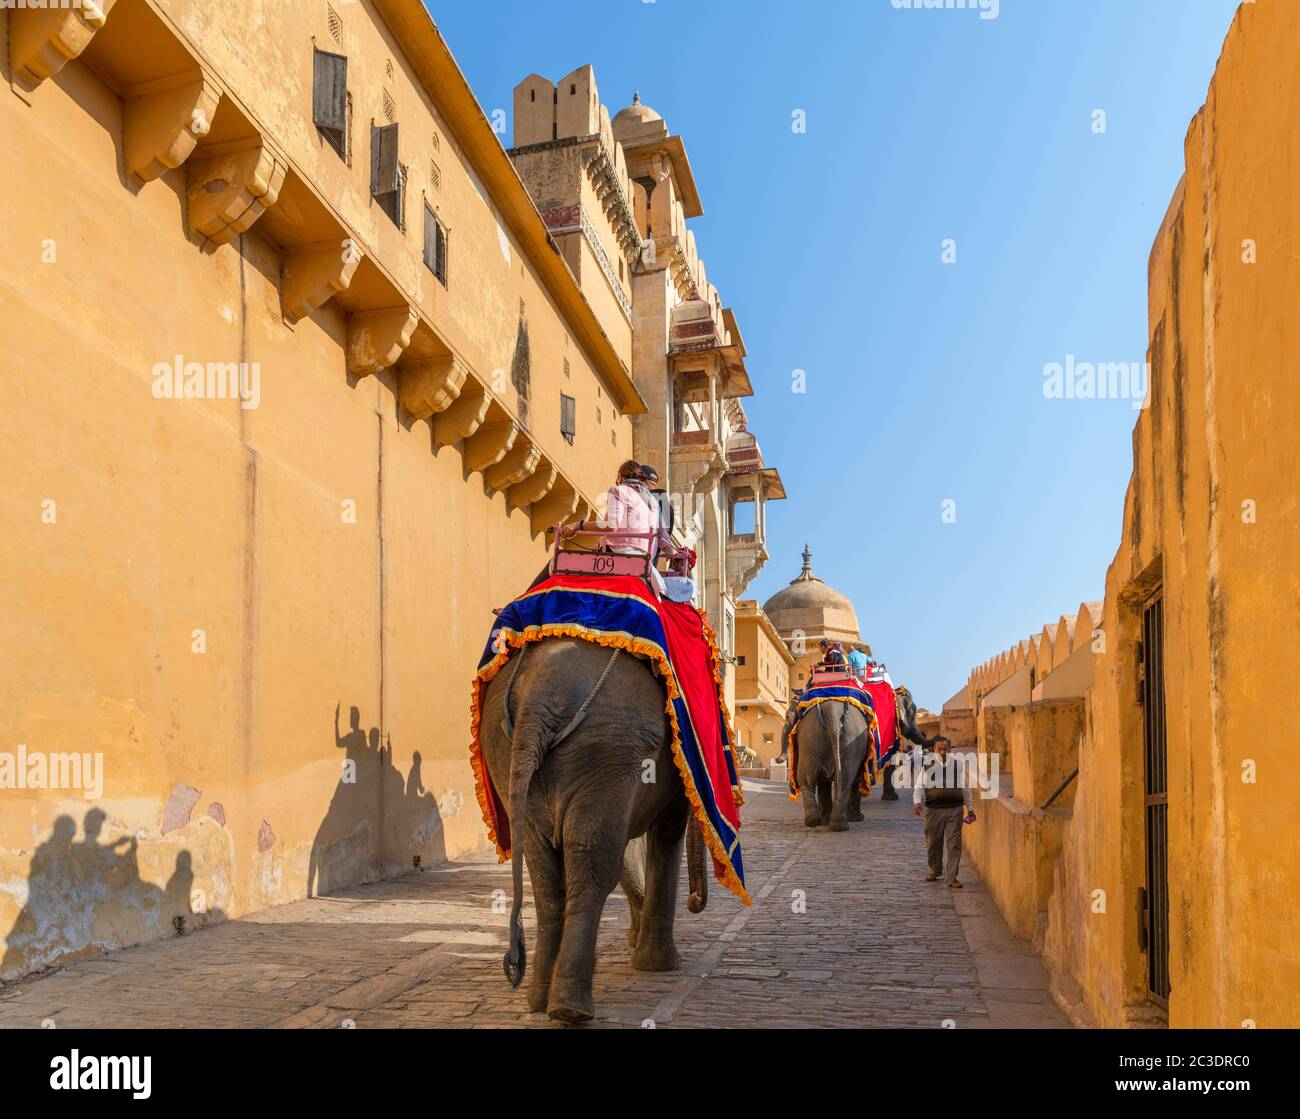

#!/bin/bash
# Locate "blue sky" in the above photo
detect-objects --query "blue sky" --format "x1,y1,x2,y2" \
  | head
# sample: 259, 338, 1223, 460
431, 0, 1240, 709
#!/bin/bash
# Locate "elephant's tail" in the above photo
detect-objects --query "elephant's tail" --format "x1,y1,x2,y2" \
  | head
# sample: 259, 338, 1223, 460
685, 814, 708, 913
503, 725, 543, 988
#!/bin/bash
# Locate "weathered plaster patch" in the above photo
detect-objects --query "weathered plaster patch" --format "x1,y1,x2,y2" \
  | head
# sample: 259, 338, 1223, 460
257, 818, 275, 852
161, 784, 201, 835
207, 802, 226, 827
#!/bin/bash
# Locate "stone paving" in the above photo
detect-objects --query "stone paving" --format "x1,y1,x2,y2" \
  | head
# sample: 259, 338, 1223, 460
0, 780, 1069, 1029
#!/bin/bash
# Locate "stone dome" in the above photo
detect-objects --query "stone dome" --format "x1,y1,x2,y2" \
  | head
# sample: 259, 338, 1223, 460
762, 545, 861, 644
613, 91, 662, 129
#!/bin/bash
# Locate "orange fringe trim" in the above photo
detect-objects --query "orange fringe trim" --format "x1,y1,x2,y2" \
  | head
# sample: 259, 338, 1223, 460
468, 616, 752, 906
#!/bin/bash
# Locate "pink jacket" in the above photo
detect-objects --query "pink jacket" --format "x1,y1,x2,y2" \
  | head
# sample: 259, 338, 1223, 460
603, 482, 657, 547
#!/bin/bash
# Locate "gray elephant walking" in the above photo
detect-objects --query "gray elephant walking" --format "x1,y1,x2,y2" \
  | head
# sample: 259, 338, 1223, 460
793, 699, 875, 831
880, 684, 936, 801
478, 638, 712, 1023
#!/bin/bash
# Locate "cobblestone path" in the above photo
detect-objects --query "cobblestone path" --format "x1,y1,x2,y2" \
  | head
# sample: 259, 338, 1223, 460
0, 781, 1069, 1029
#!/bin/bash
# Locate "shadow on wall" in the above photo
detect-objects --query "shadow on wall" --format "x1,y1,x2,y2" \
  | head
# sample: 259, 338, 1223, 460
2, 809, 226, 980
307, 703, 448, 898
2, 703, 448, 980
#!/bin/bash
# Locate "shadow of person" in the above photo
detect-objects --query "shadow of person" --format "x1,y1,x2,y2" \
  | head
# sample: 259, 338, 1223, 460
2, 809, 181, 981
308, 703, 385, 897
2, 815, 76, 977
309, 705, 449, 898
395, 749, 447, 869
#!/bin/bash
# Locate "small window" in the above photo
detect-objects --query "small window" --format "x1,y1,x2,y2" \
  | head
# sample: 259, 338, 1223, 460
563, 358, 570, 379
423, 204, 448, 286
371, 123, 402, 227
429, 160, 441, 192
596, 406, 601, 426
312, 48, 348, 161
736, 655, 746, 666
560, 393, 576, 445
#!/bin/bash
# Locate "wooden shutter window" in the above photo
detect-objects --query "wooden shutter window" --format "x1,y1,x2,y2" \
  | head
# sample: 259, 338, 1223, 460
423, 205, 448, 286
560, 393, 576, 445
371, 122, 398, 195
435, 219, 447, 285
371, 123, 403, 227
313, 49, 348, 159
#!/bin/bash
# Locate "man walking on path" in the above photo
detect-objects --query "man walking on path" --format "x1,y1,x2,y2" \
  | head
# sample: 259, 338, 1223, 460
912, 736, 977, 888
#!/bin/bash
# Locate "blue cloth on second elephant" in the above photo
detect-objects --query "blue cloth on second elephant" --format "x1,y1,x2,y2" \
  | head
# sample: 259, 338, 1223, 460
784, 684, 880, 798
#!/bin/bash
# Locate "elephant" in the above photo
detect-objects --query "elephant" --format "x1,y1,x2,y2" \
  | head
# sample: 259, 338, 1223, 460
478, 637, 711, 1023
880, 685, 937, 801
793, 699, 875, 831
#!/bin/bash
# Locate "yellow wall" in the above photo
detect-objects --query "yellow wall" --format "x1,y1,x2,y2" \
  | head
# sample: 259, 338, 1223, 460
961, 0, 1300, 1028
0, 0, 633, 978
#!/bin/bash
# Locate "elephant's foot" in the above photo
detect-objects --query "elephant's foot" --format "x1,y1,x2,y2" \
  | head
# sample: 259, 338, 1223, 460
847, 810, 865, 822
526, 977, 551, 1014
803, 817, 822, 828
547, 982, 594, 1023
631, 939, 682, 972
828, 820, 849, 832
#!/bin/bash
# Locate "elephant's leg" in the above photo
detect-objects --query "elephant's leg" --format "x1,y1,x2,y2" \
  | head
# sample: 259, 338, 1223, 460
828, 766, 855, 832
800, 783, 823, 827
620, 834, 647, 951
817, 776, 834, 826
847, 782, 865, 822
630, 801, 689, 972
548, 836, 624, 1023
881, 758, 899, 800
523, 823, 563, 1014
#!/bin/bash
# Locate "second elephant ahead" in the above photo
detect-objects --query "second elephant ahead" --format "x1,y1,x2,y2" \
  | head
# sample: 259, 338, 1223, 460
793, 699, 875, 830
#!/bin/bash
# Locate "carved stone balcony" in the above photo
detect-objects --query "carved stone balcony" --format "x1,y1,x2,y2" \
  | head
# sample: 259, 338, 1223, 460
726, 533, 768, 598
670, 427, 726, 496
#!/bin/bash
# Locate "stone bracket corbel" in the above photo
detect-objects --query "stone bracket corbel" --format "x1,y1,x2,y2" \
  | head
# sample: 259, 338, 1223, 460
464, 421, 519, 474
398, 355, 468, 420
281, 240, 361, 325
484, 438, 541, 493
529, 482, 580, 537
431, 380, 489, 448
10, 0, 116, 92
347, 306, 418, 377
188, 142, 288, 249
507, 462, 556, 511
124, 73, 221, 183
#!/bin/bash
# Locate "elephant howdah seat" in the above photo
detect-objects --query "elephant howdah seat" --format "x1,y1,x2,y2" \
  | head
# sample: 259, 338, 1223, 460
808, 661, 862, 689
549, 522, 697, 601
550, 525, 657, 579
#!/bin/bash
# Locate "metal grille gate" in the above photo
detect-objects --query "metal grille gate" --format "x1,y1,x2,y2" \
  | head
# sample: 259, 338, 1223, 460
1139, 594, 1170, 1002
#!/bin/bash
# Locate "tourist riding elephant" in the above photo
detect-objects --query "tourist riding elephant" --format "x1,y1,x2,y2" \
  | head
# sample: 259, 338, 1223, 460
794, 699, 874, 830
478, 638, 710, 1023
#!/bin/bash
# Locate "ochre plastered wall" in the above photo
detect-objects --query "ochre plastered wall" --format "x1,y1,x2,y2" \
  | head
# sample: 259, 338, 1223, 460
0, 0, 633, 978
965, 0, 1300, 1028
